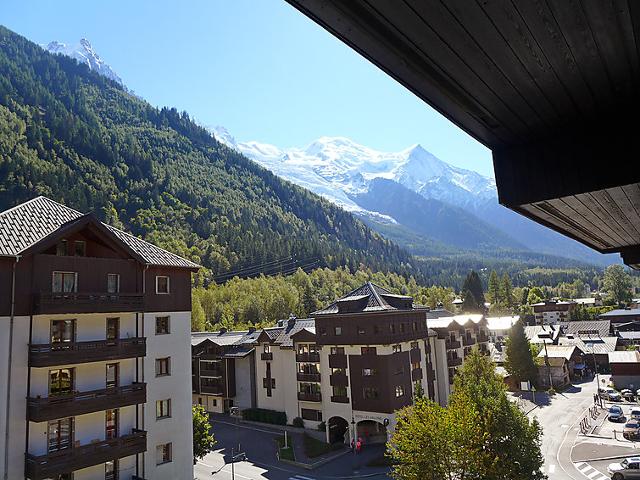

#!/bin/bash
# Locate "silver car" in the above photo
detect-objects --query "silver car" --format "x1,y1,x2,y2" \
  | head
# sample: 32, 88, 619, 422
608, 457, 640, 479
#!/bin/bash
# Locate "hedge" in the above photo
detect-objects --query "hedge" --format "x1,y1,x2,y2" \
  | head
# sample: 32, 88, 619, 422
242, 408, 287, 425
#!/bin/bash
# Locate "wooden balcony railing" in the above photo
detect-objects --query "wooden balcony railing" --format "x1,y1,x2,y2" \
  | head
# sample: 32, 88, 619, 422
260, 352, 273, 361
29, 338, 146, 367
25, 429, 146, 480
199, 369, 223, 378
329, 373, 348, 386
410, 347, 422, 363
463, 336, 476, 346
330, 395, 349, 403
328, 354, 347, 368
445, 339, 461, 350
296, 352, 320, 363
411, 368, 423, 381
28, 383, 146, 422
296, 372, 321, 382
447, 356, 462, 367
298, 392, 322, 402
477, 333, 489, 343
34, 292, 144, 314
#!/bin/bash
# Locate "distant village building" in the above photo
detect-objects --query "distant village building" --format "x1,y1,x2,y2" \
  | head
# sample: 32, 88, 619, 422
609, 351, 640, 389
537, 345, 582, 389
486, 316, 519, 345
532, 300, 577, 325
574, 297, 603, 307
525, 325, 561, 345
600, 308, 640, 325
451, 298, 463, 313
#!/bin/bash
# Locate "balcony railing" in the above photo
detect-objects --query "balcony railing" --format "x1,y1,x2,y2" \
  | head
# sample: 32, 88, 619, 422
409, 347, 421, 363
411, 368, 423, 381
199, 369, 223, 378
261, 352, 273, 361
25, 429, 146, 480
477, 333, 489, 343
200, 383, 224, 395
297, 372, 321, 382
329, 373, 348, 386
296, 352, 320, 363
328, 354, 347, 368
445, 339, 461, 350
463, 336, 476, 346
298, 392, 322, 402
330, 395, 349, 403
447, 356, 462, 367
29, 338, 146, 367
28, 383, 146, 422
33, 292, 144, 315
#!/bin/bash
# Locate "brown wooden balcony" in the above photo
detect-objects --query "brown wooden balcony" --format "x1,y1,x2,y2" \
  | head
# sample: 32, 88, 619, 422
199, 369, 223, 378
331, 395, 349, 403
201, 383, 224, 395
411, 368, 423, 381
329, 373, 348, 386
25, 429, 146, 480
28, 383, 146, 422
463, 336, 476, 346
33, 292, 144, 315
297, 372, 321, 382
477, 333, 489, 343
29, 338, 146, 367
296, 352, 320, 363
445, 339, 461, 350
298, 392, 322, 402
447, 356, 462, 367
328, 354, 347, 368
260, 352, 273, 361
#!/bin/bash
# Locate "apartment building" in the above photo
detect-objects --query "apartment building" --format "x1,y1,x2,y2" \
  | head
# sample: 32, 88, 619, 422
192, 283, 490, 446
0, 197, 198, 480
532, 300, 577, 324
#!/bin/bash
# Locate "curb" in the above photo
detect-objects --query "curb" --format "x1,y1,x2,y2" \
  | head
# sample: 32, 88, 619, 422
279, 445, 351, 470
573, 453, 639, 462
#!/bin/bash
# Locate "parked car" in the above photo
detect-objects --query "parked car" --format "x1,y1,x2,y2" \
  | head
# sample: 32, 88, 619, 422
608, 457, 640, 479
624, 420, 640, 440
610, 405, 626, 422
622, 389, 636, 402
631, 409, 640, 420
601, 387, 623, 402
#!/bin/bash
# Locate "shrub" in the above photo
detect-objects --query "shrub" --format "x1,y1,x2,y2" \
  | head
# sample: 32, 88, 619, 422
242, 408, 287, 425
317, 421, 326, 432
292, 417, 305, 428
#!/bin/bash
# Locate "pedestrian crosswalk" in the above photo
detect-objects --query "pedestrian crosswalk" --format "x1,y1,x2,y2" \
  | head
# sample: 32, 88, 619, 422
288, 475, 315, 480
574, 461, 609, 480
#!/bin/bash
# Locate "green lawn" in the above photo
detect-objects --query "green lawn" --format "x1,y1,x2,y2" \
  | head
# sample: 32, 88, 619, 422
275, 435, 295, 461
302, 433, 341, 458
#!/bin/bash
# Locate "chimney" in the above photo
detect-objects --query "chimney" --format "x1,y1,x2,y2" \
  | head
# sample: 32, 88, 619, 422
219, 328, 227, 334
288, 313, 297, 328
248, 327, 256, 334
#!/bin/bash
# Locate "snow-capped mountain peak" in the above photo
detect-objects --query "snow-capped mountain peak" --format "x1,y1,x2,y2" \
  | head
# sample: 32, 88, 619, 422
45, 39, 122, 85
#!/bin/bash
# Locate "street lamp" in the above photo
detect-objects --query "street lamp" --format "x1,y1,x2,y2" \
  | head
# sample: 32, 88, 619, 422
578, 333, 601, 407
229, 406, 244, 480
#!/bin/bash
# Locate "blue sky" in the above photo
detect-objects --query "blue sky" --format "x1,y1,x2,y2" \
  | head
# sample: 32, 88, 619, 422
3, 0, 494, 176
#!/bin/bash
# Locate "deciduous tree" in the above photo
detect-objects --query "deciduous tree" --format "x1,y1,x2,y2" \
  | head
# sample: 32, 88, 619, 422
603, 264, 632, 306
193, 405, 216, 461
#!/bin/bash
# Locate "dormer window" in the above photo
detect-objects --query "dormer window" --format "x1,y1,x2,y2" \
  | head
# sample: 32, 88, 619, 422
156, 276, 170, 294
56, 240, 68, 256
74, 240, 86, 256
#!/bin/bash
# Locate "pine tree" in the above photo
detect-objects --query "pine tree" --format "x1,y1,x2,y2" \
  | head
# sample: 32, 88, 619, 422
462, 271, 485, 312
487, 270, 500, 306
504, 319, 538, 386
500, 272, 514, 308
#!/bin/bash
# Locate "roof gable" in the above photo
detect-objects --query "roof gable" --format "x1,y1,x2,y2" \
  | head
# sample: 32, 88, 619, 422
314, 282, 423, 315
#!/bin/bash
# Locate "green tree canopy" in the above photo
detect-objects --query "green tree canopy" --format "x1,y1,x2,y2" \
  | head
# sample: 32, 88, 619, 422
461, 270, 485, 312
193, 405, 216, 461
504, 320, 538, 386
603, 264, 632, 306
487, 270, 500, 305
389, 350, 545, 480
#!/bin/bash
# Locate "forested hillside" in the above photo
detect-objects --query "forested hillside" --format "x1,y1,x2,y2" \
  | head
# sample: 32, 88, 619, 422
0, 26, 416, 279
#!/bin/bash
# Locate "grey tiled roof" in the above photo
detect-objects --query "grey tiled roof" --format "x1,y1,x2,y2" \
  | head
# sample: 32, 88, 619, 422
562, 320, 611, 338
0, 196, 199, 269
273, 319, 316, 347
313, 282, 424, 315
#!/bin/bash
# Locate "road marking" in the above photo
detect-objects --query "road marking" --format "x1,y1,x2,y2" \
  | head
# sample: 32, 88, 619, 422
572, 462, 608, 480
547, 464, 556, 473
289, 476, 315, 480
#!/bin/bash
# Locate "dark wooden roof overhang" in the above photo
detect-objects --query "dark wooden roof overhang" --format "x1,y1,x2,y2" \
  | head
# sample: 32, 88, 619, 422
291, 328, 317, 343
286, 0, 640, 267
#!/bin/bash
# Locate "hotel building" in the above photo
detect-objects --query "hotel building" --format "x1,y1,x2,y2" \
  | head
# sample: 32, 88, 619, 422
0, 197, 199, 480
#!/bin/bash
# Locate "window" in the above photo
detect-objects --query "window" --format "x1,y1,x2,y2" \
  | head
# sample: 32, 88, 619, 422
213, 399, 217, 406
362, 368, 378, 376
263, 344, 271, 353
156, 316, 170, 335
56, 240, 68, 256
331, 368, 346, 375
330, 346, 344, 355
389, 324, 396, 334
332, 385, 348, 398
107, 274, 120, 294
106, 363, 119, 389
392, 344, 402, 353
105, 409, 118, 440
411, 361, 420, 370
156, 276, 170, 294
395, 385, 405, 397
155, 357, 170, 376
363, 387, 379, 400
73, 240, 86, 256
319, 327, 327, 336
410, 341, 419, 350
52, 272, 77, 293
361, 347, 376, 355
106, 318, 119, 342
357, 326, 365, 335
301, 408, 322, 421
156, 443, 172, 465
334, 326, 342, 335
48, 418, 73, 452
156, 399, 171, 419
51, 319, 75, 344
49, 368, 74, 396
412, 322, 418, 332
105, 459, 118, 480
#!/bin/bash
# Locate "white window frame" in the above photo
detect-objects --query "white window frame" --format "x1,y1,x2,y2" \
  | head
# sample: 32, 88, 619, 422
156, 399, 171, 420
155, 357, 171, 377
52, 271, 78, 293
155, 316, 170, 335
107, 273, 120, 294
155, 276, 170, 294
156, 442, 172, 465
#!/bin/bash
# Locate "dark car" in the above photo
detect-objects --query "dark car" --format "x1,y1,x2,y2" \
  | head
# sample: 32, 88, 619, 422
610, 405, 626, 422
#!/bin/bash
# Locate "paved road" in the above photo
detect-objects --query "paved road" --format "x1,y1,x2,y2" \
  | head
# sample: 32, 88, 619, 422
520, 377, 600, 479
195, 418, 391, 480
